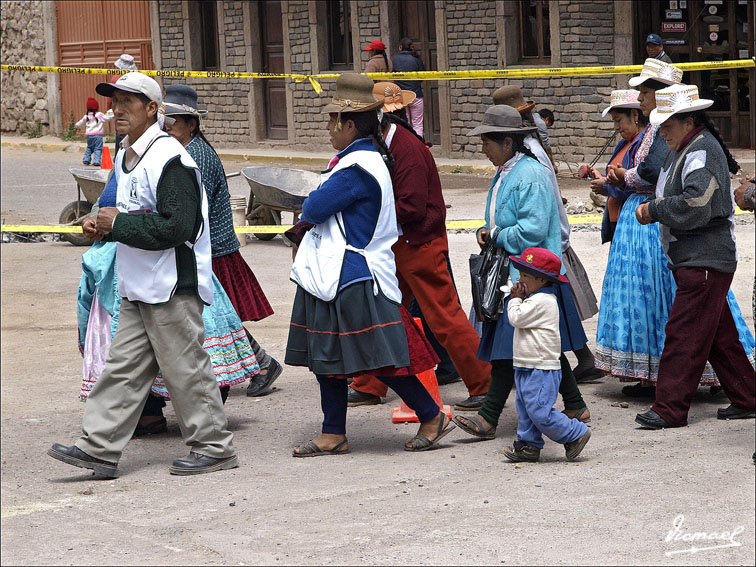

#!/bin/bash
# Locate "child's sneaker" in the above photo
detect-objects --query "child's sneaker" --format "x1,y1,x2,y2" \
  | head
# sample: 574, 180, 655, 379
565, 428, 591, 461
93, 163, 100, 166
82, 161, 90, 165
502, 440, 540, 462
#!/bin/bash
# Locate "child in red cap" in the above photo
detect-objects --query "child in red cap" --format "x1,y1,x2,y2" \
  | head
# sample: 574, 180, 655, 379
75, 97, 112, 166
502, 247, 592, 462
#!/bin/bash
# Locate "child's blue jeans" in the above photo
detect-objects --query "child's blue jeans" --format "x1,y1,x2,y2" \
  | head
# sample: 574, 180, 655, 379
514, 367, 588, 449
83, 135, 103, 165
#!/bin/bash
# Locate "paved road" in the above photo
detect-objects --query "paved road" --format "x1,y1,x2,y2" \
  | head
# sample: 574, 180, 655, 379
1, 148, 754, 565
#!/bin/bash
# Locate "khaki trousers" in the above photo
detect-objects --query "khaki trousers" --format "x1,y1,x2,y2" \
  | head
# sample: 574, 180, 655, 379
76, 295, 235, 463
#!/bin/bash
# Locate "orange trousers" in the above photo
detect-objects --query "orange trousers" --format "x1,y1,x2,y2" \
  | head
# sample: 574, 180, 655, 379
351, 234, 491, 397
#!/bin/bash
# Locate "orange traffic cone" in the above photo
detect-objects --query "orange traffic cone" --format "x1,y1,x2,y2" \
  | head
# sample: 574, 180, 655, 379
100, 145, 113, 170
392, 317, 453, 423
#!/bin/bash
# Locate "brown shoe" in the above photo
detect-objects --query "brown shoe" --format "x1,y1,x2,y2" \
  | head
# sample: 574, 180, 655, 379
502, 441, 540, 462
565, 429, 591, 461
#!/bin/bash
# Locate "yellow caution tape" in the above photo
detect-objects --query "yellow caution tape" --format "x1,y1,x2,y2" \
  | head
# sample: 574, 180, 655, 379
3, 59, 753, 92
4, 209, 750, 236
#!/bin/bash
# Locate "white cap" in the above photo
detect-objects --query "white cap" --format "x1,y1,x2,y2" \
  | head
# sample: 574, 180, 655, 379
114, 54, 137, 70
96, 72, 162, 105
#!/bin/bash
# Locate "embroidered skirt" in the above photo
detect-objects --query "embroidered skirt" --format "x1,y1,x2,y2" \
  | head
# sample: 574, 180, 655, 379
212, 250, 274, 322
285, 281, 438, 377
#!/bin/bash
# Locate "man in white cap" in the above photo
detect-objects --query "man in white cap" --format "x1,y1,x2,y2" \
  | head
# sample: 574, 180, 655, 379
48, 72, 238, 477
107, 54, 139, 155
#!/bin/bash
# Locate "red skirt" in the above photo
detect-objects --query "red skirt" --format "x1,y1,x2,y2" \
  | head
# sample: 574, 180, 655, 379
212, 251, 274, 322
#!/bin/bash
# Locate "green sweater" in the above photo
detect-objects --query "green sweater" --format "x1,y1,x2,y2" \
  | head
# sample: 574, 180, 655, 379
110, 157, 204, 299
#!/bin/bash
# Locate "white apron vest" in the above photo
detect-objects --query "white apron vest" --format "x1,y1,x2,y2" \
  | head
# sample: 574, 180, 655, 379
114, 134, 213, 305
290, 149, 401, 303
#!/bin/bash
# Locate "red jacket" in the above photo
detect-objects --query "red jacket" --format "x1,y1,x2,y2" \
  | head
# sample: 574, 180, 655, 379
388, 123, 447, 245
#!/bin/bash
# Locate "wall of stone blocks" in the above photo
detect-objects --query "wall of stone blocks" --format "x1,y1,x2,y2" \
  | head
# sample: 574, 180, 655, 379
0, 1, 50, 135
158, 0, 251, 146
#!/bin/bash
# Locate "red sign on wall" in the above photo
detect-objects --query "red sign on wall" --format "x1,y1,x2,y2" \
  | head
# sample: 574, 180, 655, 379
662, 22, 687, 32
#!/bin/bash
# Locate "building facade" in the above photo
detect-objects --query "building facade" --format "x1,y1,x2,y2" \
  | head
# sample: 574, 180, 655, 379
2, 0, 754, 161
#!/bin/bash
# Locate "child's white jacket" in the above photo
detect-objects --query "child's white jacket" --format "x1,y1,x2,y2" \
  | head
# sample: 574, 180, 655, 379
507, 290, 561, 370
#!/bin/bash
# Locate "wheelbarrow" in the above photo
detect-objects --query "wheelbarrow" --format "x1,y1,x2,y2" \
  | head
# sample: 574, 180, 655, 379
63, 168, 111, 246
241, 166, 320, 244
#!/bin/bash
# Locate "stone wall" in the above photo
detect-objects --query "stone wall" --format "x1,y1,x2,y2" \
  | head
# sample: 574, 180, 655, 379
158, 0, 251, 145
445, 1, 500, 158
0, 1, 50, 135
355, 0, 382, 70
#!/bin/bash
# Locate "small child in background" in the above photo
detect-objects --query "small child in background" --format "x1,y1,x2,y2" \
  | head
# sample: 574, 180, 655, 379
75, 97, 111, 166
537, 108, 554, 129
503, 247, 591, 463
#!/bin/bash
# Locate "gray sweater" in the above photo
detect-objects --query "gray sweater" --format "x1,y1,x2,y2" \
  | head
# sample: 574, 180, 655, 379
648, 129, 737, 273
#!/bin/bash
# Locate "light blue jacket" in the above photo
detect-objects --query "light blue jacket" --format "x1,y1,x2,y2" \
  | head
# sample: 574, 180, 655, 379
481, 155, 561, 282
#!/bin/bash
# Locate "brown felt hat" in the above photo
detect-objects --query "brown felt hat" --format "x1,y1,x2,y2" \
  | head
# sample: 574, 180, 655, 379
492, 85, 536, 113
467, 105, 537, 136
322, 73, 384, 114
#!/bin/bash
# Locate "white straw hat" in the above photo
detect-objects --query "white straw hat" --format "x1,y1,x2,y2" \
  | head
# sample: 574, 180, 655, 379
649, 84, 713, 126
601, 89, 641, 117
628, 58, 683, 88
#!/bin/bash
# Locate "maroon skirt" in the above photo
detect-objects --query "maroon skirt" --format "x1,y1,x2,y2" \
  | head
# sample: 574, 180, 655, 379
212, 251, 274, 322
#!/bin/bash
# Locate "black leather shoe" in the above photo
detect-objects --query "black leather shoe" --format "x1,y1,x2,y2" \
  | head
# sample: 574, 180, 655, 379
47, 443, 118, 477
502, 440, 540, 462
169, 452, 239, 476
436, 370, 462, 385
635, 409, 672, 429
347, 388, 381, 407
246, 358, 283, 397
717, 404, 756, 420
454, 394, 487, 411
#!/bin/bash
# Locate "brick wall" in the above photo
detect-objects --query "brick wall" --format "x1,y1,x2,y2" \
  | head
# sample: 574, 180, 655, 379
0, 1, 50, 135
355, 0, 382, 70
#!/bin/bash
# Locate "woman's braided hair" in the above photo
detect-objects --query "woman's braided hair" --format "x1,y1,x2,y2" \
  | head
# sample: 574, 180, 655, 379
380, 110, 430, 146
672, 110, 740, 174
345, 110, 395, 169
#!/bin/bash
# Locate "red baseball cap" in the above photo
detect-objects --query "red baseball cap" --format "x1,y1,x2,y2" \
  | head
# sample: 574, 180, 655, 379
364, 40, 387, 51
509, 247, 568, 283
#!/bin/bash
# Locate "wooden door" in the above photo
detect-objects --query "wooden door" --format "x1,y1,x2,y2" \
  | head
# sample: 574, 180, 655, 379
260, 0, 288, 139
638, 0, 754, 147
56, 1, 153, 132
399, 1, 440, 146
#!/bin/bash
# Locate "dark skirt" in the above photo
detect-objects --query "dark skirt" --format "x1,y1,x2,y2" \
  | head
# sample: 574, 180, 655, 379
285, 281, 438, 377
212, 251, 274, 322
477, 282, 588, 362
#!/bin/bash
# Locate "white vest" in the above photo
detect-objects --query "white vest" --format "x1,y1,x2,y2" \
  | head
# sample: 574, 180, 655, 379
114, 134, 213, 305
290, 149, 401, 303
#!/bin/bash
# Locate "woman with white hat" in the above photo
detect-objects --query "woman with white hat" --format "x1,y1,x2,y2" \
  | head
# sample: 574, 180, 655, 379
596, 59, 681, 396
634, 83, 756, 430
162, 84, 282, 399
285, 73, 454, 455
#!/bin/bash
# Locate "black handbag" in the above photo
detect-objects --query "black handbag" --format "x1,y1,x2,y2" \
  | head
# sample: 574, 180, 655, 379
469, 228, 510, 323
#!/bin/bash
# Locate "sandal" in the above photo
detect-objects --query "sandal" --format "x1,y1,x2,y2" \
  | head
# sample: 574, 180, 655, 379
292, 438, 350, 458
562, 406, 591, 424
404, 413, 456, 452
453, 414, 496, 439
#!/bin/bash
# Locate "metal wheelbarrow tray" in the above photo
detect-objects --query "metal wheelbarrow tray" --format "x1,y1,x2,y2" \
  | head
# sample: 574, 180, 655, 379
241, 166, 320, 242
62, 168, 112, 246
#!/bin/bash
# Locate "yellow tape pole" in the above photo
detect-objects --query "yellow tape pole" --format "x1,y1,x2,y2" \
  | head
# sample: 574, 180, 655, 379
4, 58, 754, 89
3, 210, 750, 236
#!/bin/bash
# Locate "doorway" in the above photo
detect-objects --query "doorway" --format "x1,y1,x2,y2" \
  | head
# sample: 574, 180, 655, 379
259, 0, 287, 139
399, 1, 441, 146
636, 0, 754, 147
